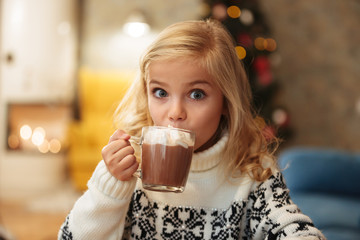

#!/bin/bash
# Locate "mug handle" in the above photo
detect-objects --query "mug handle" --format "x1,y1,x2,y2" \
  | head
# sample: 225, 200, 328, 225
129, 136, 141, 145
129, 136, 142, 179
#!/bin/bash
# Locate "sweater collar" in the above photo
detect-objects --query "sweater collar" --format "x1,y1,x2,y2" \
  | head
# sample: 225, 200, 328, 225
190, 133, 229, 172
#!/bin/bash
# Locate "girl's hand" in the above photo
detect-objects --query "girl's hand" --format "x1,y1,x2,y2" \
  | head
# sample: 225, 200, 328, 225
101, 129, 139, 181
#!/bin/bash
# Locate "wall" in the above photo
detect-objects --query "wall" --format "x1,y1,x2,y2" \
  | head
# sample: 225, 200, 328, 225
259, 0, 360, 151
80, 0, 203, 70
0, 0, 78, 102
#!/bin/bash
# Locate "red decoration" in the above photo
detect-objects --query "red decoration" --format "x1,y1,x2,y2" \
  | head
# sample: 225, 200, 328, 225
237, 33, 253, 47
253, 56, 273, 86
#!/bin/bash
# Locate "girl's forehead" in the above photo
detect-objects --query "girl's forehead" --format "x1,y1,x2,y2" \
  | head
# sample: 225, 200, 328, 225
149, 56, 199, 67
147, 58, 210, 79
148, 56, 211, 77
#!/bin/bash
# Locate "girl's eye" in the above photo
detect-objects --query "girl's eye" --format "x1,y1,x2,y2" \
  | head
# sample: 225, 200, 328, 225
153, 88, 168, 98
189, 89, 205, 100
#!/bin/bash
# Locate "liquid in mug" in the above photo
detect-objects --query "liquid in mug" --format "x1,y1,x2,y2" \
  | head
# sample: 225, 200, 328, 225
141, 143, 194, 189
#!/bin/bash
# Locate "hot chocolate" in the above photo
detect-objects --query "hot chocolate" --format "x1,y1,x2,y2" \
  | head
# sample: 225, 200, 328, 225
130, 126, 195, 192
141, 143, 194, 191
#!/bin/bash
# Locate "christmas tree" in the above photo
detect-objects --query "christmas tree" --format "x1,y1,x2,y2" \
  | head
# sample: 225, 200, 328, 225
202, 0, 292, 141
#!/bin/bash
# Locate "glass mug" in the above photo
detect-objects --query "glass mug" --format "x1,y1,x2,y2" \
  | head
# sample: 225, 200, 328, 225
130, 126, 195, 193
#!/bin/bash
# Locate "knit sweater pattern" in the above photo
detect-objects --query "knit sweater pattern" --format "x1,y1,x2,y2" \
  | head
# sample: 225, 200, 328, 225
59, 134, 325, 240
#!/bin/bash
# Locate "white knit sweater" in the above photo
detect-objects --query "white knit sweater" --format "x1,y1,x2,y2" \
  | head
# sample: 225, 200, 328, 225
59, 134, 325, 240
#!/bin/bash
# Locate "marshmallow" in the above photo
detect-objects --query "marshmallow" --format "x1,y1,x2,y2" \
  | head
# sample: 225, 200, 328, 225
143, 127, 194, 148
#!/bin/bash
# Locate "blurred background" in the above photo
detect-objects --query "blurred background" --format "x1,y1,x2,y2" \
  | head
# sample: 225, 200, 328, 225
0, 0, 359, 239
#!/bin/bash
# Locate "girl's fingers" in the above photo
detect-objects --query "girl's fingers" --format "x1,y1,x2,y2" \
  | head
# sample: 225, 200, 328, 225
102, 129, 138, 181
109, 129, 131, 143
106, 145, 134, 167
103, 143, 137, 180
113, 155, 139, 181
102, 138, 130, 159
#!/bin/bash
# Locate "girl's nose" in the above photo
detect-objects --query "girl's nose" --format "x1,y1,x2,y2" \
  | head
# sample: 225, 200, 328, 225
167, 99, 186, 122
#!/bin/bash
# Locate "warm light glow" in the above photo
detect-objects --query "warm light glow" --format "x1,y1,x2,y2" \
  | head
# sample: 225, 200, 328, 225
272, 109, 287, 126
20, 124, 32, 140
212, 4, 227, 20
31, 127, 46, 146
235, 46, 246, 60
8, 134, 20, 149
254, 37, 266, 51
265, 38, 277, 51
239, 9, 254, 25
123, 22, 150, 38
49, 139, 61, 153
227, 6, 241, 18
38, 139, 49, 153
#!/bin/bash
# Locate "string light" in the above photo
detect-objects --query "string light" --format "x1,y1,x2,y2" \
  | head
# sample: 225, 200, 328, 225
31, 127, 46, 146
235, 46, 246, 60
8, 134, 20, 149
254, 37, 266, 51
239, 9, 254, 25
212, 3, 227, 20
20, 124, 32, 140
265, 38, 277, 51
254, 37, 277, 52
38, 139, 50, 153
49, 139, 62, 153
272, 108, 288, 126
227, 6, 241, 18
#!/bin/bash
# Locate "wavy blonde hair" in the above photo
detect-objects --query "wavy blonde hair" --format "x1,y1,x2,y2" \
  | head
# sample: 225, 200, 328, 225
114, 19, 279, 182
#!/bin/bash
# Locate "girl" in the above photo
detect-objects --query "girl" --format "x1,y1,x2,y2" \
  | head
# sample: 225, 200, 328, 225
59, 19, 325, 239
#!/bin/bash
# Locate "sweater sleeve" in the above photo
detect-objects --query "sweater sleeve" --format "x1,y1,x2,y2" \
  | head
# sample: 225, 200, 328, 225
247, 172, 326, 240
58, 160, 137, 240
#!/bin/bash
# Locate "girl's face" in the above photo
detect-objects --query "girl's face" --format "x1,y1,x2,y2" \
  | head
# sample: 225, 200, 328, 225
147, 58, 225, 151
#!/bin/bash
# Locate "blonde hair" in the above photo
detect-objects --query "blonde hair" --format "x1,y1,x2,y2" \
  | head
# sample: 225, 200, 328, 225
114, 19, 279, 182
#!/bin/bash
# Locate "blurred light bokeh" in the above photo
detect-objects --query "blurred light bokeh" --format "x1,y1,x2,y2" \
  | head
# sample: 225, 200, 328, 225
0, 0, 359, 239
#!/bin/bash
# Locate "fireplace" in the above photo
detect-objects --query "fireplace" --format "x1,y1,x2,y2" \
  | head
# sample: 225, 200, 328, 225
6, 103, 72, 154
0, 102, 73, 199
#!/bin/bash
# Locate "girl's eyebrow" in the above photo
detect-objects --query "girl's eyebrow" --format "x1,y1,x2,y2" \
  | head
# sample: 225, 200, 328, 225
148, 79, 212, 87
188, 80, 212, 86
148, 79, 169, 86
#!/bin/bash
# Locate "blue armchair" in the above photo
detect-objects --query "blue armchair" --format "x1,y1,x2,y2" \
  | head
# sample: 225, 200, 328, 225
278, 148, 360, 240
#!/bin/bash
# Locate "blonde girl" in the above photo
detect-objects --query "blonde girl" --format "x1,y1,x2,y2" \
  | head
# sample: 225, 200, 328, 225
59, 19, 325, 240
